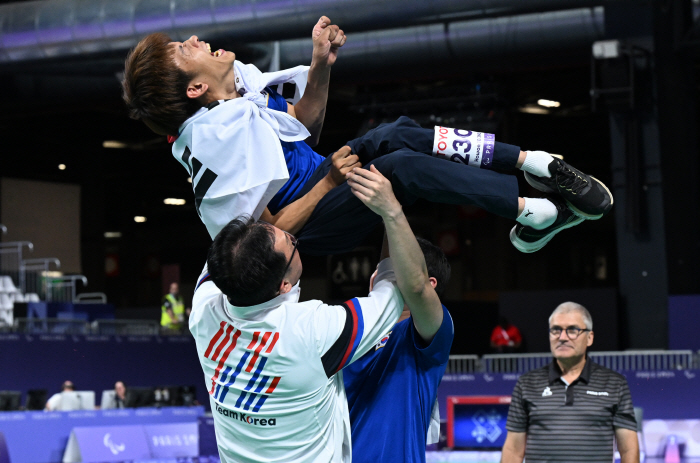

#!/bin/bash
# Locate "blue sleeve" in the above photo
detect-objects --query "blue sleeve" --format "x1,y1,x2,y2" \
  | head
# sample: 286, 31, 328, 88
264, 86, 289, 113
411, 305, 454, 366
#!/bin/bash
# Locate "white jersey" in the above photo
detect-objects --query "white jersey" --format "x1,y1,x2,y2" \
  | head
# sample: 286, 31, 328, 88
189, 258, 404, 462
172, 62, 311, 240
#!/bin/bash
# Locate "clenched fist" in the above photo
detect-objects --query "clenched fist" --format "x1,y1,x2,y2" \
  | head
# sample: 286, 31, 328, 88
328, 146, 362, 186
312, 16, 347, 67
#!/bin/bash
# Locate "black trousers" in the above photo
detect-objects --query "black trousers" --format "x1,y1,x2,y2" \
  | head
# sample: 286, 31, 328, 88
295, 116, 521, 255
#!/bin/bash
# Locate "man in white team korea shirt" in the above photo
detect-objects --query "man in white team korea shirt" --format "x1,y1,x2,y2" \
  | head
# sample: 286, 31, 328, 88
190, 165, 434, 462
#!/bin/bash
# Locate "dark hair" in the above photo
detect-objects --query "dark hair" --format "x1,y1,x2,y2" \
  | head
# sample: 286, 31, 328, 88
207, 217, 288, 306
121, 32, 202, 136
416, 237, 451, 298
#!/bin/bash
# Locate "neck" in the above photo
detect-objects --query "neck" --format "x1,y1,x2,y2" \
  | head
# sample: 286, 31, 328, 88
203, 87, 240, 106
201, 69, 240, 105
221, 68, 241, 100
556, 354, 586, 378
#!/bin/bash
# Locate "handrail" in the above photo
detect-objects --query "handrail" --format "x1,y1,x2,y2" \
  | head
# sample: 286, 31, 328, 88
13, 317, 89, 335
21, 258, 61, 268
46, 275, 88, 303
92, 319, 159, 336
0, 241, 34, 292
0, 241, 33, 250
20, 258, 61, 296
480, 350, 697, 373
589, 350, 694, 371
446, 355, 481, 374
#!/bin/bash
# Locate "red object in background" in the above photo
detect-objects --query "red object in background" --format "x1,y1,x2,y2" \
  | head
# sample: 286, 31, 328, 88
490, 325, 522, 347
447, 395, 512, 448
167, 135, 178, 143
105, 254, 120, 277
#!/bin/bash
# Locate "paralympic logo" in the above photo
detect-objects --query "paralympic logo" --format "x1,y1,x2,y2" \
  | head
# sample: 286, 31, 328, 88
103, 433, 126, 455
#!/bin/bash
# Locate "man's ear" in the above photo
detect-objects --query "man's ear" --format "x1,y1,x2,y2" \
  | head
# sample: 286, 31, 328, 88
186, 81, 209, 100
279, 278, 292, 296
429, 277, 438, 290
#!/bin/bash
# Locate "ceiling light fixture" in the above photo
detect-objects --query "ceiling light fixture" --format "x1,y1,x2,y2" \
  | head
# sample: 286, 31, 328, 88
518, 105, 550, 115
104, 232, 122, 238
103, 141, 128, 149
134, 216, 147, 223
164, 198, 186, 206
58, 164, 66, 170
537, 99, 561, 108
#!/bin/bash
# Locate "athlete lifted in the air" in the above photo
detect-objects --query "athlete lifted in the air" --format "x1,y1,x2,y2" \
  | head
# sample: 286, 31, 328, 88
121, 16, 612, 255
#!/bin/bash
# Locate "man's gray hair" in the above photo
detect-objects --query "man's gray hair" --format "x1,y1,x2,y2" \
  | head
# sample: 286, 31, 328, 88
548, 302, 593, 330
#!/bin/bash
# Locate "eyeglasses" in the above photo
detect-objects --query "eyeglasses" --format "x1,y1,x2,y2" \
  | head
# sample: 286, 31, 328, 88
280, 231, 299, 284
549, 326, 591, 339
256, 221, 299, 287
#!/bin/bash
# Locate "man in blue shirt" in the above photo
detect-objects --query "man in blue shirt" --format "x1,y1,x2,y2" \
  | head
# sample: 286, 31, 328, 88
344, 166, 453, 462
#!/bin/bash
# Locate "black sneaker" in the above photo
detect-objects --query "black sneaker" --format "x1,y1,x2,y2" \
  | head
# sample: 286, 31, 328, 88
524, 155, 613, 220
510, 195, 585, 253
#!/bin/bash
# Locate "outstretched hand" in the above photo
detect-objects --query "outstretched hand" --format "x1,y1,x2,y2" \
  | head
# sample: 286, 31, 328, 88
347, 165, 402, 219
312, 16, 347, 67
329, 146, 362, 186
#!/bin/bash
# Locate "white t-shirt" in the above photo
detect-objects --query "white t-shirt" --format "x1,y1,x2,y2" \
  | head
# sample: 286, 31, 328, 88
172, 62, 310, 240
189, 258, 403, 462
46, 393, 61, 411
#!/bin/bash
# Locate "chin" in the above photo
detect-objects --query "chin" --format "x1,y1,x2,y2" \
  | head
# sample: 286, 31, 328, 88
553, 348, 574, 357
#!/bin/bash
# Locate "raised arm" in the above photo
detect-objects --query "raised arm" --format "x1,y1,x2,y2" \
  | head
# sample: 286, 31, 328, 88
291, 16, 346, 146
347, 166, 443, 342
261, 146, 360, 234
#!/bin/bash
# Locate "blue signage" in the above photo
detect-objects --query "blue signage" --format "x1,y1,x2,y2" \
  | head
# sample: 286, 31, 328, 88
66, 425, 151, 462
64, 423, 198, 462
0, 406, 203, 463
452, 403, 510, 449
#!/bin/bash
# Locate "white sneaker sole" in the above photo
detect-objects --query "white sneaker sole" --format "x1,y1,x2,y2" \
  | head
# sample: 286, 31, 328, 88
509, 215, 585, 253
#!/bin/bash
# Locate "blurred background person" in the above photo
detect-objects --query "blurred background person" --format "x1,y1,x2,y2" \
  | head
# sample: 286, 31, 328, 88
101, 381, 127, 409
161, 282, 185, 330
44, 380, 74, 411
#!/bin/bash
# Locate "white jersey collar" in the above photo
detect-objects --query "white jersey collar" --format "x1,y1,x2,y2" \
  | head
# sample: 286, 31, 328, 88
225, 281, 301, 320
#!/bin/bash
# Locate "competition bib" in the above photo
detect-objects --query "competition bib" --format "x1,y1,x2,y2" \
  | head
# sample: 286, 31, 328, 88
432, 126, 495, 168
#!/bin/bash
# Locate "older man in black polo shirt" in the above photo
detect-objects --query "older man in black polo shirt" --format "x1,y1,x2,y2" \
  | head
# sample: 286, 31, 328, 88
501, 302, 639, 463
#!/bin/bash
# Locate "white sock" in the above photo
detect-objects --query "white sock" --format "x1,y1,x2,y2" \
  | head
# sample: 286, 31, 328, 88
516, 198, 558, 230
521, 150, 553, 178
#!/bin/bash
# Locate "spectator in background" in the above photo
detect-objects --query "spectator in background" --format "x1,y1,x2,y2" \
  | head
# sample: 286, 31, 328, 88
161, 282, 185, 329
114, 381, 127, 407
45, 380, 74, 411
490, 316, 522, 352
101, 381, 127, 409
